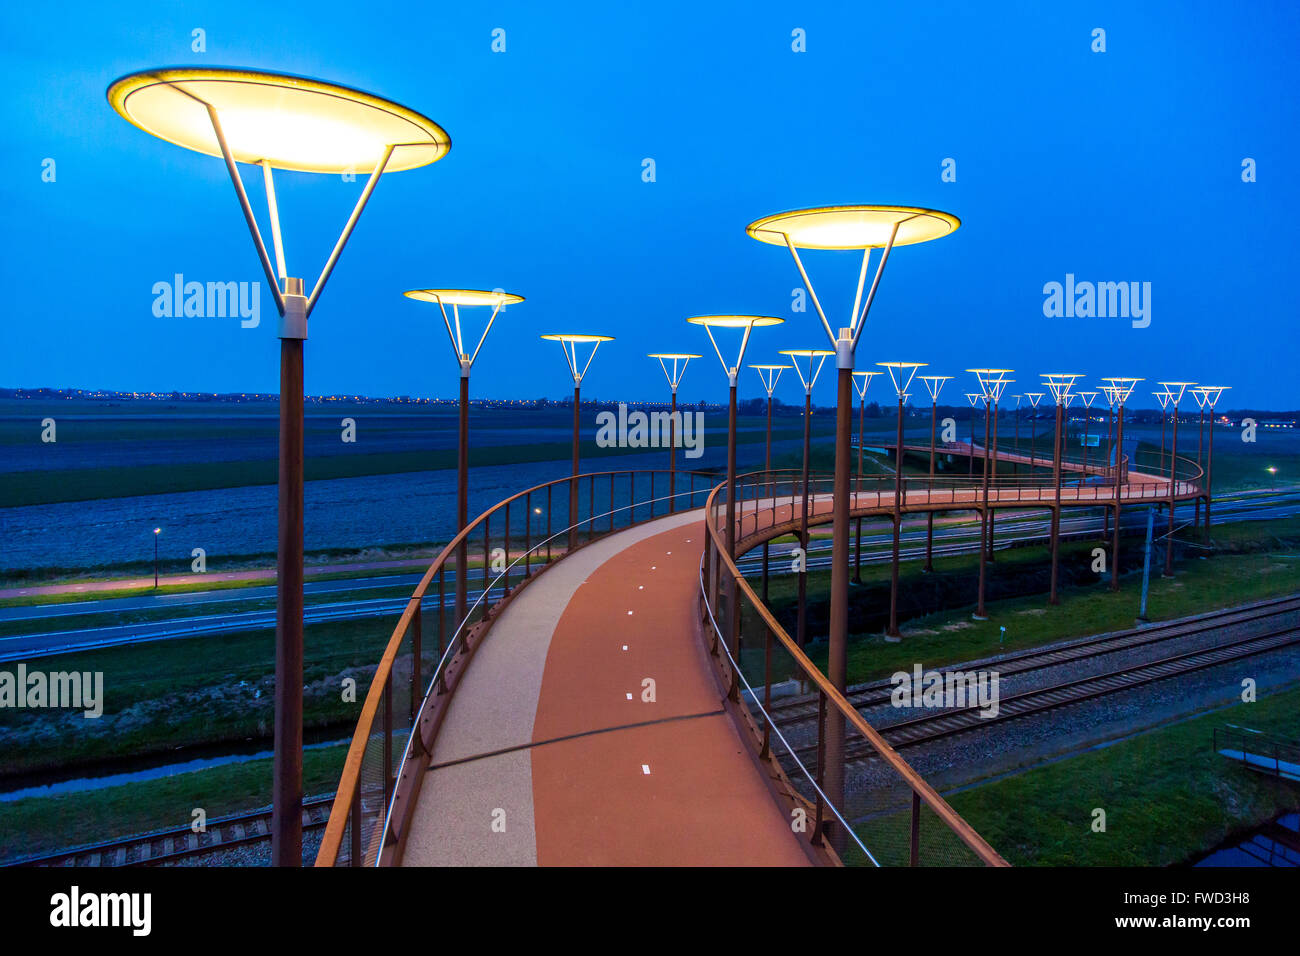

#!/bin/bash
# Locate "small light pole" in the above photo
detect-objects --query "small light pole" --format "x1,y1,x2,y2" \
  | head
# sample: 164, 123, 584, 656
968, 370, 1011, 620
781, 349, 833, 646
1042, 373, 1082, 605
1101, 377, 1142, 591
852, 370, 880, 583
749, 362, 790, 603
153, 527, 161, 589
1076, 391, 1098, 476
918, 375, 952, 572
542, 334, 615, 551
878, 362, 926, 639
648, 352, 702, 513
1159, 381, 1195, 577
1154, 389, 1173, 470
1009, 394, 1022, 476
408, 290, 524, 631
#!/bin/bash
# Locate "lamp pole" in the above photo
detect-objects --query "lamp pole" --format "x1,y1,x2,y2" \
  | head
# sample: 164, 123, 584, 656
987, 379, 1011, 564
650, 353, 701, 514
543, 334, 614, 552
1102, 378, 1141, 591
1198, 386, 1229, 531
109, 67, 450, 866
1191, 387, 1209, 528
880, 363, 926, 638
748, 205, 958, 851
749, 364, 789, 601
968, 371, 1011, 619
152, 527, 161, 588
1010, 394, 1022, 474
1160, 382, 1195, 577
1042, 374, 1081, 606
782, 350, 832, 646
851, 371, 879, 583
1025, 392, 1044, 471
408, 291, 522, 631
918, 376, 952, 573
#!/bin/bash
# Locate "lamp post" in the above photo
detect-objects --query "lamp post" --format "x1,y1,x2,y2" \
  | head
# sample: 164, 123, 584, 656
781, 349, 833, 647
749, 362, 790, 602
1009, 394, 1022, 476
109, 66, 449, 866
1190, 387, 1211, 528
1196, 386, 1230, 531
1159, 382, 1195, 577
1076, 391, 1098, 477
692, 316, 782, 674
879, 363, 926, 639
1042, 374, 1082, 605
965, 392, 982, 476
1154, 389, 1172, 470
648, 353, 702, 513
968, 370, 1011, 619
748, 205, 959, 849
1024, 392, 1045, 469
1099, 384, 1119, 544
1101, 378, 1142, 591
984, 376, 1012, 566
852, 370, 880, 583
407, 290, 523, 631
542, 334, 614, 551
152, 527, 161, 589
918, 375, 952, 573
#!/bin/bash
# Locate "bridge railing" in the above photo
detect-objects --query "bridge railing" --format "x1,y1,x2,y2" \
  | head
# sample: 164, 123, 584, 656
315, 468, 715, 867
700, 475, 1008, 866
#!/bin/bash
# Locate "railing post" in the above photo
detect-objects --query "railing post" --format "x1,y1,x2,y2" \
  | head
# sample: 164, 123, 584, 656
546, 484, 553, 562
760, 624, 772, 760
812, 689, 827, 847
437, 568, 447, 693
910, 789, 921, 866
409, 600, 423, 755
483, 514, 491, 610
349, 786, 361, 867
382, 672, 393, 818
502, 502, 511, 595
525, 491, 532, 576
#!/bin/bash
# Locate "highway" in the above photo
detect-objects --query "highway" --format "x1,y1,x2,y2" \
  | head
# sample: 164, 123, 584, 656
2, 489, 1296, 663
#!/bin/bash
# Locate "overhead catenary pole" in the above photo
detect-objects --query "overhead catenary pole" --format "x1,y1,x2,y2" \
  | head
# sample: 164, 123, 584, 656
782, 350, 833, 646
749, 204, 959, 851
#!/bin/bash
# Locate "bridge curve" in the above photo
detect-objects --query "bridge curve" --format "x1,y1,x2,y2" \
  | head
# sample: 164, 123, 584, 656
318, 444, 1199, 867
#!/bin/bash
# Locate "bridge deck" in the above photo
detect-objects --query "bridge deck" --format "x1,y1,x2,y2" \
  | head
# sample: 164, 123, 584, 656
401, 508, 811, 866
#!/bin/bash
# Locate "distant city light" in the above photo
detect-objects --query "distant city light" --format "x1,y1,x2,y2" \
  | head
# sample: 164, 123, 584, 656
1266, 466, 1278, 475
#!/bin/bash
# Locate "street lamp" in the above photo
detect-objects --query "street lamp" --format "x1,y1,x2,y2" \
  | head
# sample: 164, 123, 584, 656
780, 349, 833, 647
1042, 373, 1082, 605
1101, 377, 1142, 591
965, 392, 982, 476
749, 362, 790, 602
968, 370, 1012, 619
747, 204, 958, 849
851, 370, 880, 583
1076, 391, 1098, 476
1154, 389, 1173, 468
406, 289, 523, 631
1024, 392, 1045, 469
1195, 386, 1230, 531
648, 353, 703, 513
109, 66, 449, 867
918, 375, 952, 572
541, 334, 615, 551
1158, 381, 1196, 577
878, 362, 927, 639
153, 527, 161, 589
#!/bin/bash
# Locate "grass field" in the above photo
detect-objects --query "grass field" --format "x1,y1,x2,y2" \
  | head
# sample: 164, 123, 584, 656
947, 685, 1300, 866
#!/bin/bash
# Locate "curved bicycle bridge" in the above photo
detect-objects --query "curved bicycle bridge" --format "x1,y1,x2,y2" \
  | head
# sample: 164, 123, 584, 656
317, 444, 1204, 867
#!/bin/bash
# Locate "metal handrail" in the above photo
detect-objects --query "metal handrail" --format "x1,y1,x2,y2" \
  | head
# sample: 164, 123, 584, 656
316, 467, 714, 867
699, 477, 1009, 866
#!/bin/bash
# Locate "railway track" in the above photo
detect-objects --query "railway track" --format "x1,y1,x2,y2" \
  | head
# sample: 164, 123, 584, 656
776, 599, 1300, 767
5, 795, 335, 867
769, 594, 1300, 724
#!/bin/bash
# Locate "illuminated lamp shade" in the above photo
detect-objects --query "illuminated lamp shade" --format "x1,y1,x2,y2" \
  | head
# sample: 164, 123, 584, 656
685, 315, 784, 328
404, 290, 524, 307
746, 205, 960, 250
107, 67, 450, 174
541, 333, 616, 344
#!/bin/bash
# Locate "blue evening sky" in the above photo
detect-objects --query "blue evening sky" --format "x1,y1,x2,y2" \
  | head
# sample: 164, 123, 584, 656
2, 1, 1297, 408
